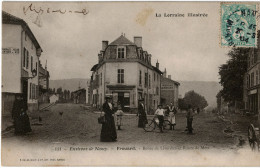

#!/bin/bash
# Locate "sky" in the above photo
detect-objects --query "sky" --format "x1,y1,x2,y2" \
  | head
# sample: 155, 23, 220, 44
2, 2, 233, 82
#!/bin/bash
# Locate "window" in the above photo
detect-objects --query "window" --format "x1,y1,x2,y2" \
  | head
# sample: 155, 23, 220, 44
117, 47, 125, 58
31, 56, 33, 71
156, 87, 159, 95
36, 62, 38, 73
145, 73, 148, 87
154, 73, 155, 81
29, 83, 32, 99
26, 50, 29, 69
248, 75, 251, 88
25, 32, 27, 41
139, 70, 142, 85
149, 74, 151, 88
251, 72, 254, 87
23, 48, 26, 67
117, 69, 124, 83
256, 70, 259, 85
31, 41, 34, 50
100, 73, 102, 85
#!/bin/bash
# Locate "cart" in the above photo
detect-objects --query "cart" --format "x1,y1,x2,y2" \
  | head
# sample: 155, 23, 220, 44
248, 123, 260, 151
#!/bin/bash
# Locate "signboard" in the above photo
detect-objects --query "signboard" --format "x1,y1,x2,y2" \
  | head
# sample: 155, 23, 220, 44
2, 48, 19, 54
249, 89, 257, 95
161, 84, 174, 90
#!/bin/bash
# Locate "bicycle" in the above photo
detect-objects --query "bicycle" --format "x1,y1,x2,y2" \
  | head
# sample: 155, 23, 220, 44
143, 116, 171, 132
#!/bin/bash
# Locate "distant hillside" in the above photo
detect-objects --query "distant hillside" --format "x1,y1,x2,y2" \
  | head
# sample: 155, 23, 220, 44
178, 81, 222, 108
49, 79, 221, 108
49, 78, 90, 92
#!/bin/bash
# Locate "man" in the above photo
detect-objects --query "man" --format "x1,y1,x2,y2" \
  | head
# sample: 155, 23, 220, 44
100, 96, 117, 142
154, 104, 165, 133
137, 98, 147, 128
186, 105, 194, 134
167, 102, 177, 130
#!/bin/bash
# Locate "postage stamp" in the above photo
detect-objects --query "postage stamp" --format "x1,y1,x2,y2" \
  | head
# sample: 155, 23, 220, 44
221, 3, 257, 47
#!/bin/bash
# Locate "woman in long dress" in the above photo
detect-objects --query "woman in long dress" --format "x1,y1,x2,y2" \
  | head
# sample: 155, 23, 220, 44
168, 102, 177, 130
100, 96, 117, 142
137, 99, 147, 128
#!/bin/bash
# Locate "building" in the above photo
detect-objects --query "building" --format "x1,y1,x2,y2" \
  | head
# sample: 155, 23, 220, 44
38, 61, 50, 104
49, 94, 59, 104
243, 32, 260, 116
71, 88, 86, 104
2, 11, 42, 118
89, 34, 162, 113
160, 68, 180, 107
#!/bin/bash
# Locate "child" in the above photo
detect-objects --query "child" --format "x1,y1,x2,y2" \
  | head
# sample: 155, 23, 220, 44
115, 106, 124, 130
154, 104, 165, 133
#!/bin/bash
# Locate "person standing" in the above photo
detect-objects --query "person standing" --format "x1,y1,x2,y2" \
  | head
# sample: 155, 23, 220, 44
115, 106, 124, 130
186, 105, 194, 134
154, 104, 165, 133
100, 96, 117, 142
137, 98, 147, 128
168, 102, 177, 130
12, 94, 32, 135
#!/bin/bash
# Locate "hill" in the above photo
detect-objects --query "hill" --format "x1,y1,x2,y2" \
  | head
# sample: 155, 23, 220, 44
178, 81, 222, 108
49, 79, 221, 108
49, 78, 90, 92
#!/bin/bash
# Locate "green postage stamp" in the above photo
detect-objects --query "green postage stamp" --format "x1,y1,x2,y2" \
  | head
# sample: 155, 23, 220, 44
221, 3, 257, 47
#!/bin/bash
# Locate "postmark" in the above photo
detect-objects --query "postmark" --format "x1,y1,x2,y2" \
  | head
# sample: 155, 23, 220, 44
221, 3, 257, 47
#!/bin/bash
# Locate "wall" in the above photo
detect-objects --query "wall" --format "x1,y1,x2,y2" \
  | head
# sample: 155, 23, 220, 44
2, 24, 22, 93
105, 62, 138, 85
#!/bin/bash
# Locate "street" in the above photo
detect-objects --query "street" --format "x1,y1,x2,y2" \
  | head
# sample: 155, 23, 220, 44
3, 103, 237, 147
2, 103, 260, 166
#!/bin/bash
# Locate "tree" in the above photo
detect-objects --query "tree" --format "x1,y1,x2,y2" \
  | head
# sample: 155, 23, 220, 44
178, 98, 188, 110
183, 90, 208, 109
218, 48, 250, 104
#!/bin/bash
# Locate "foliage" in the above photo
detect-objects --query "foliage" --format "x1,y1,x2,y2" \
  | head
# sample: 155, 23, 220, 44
183, 90, 208, 109
218, 48, 249, 103
178, 98, 188, 110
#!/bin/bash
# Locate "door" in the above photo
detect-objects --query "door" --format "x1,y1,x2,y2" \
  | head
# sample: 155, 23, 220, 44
22, 80, 28, 100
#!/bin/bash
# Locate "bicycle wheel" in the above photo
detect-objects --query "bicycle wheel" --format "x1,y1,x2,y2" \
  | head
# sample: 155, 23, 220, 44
143, 119, 156, 132
163, 120, 171, 130
248, 124, 258, 151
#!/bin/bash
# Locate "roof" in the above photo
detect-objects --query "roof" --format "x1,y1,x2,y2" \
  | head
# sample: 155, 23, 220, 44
72, 88, 86, 93
109, 35, 135, 45
2, 11, 43, 52
90, 64, 99, 71
162, 76, 180, 85
152, 66, 163, 74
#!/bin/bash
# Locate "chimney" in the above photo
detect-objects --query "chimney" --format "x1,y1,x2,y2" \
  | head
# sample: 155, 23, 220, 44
156, 60, 159, 69
168, 75, 171, 79
163, 68, 167, 77
134, 36, 142, 48
102, 41, 108, 51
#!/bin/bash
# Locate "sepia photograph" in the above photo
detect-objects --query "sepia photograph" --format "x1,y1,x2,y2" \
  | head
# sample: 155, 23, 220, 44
1, 1, 260, 166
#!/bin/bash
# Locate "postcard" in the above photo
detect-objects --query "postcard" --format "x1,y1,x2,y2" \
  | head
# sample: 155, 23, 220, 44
1, 1, 260, 166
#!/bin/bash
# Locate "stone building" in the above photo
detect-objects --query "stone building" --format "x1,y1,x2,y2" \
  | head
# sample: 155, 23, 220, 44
243, 32, 260, 116
72, 88, 86, 104
89, 34, 162, 113
2, 11, 42, 118
160, 68, 180, 107
38, 61, 50, 104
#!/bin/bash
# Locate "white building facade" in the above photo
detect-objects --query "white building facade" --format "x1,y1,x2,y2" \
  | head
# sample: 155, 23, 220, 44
2, 11, 42, 117
90, 35, 162, 114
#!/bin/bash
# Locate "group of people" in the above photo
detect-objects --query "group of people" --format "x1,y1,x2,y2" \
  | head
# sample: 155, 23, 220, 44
12, 94, 32, 135
137, 100, 178, 133
100, 96, 200, 142
100, 97, 180, 142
